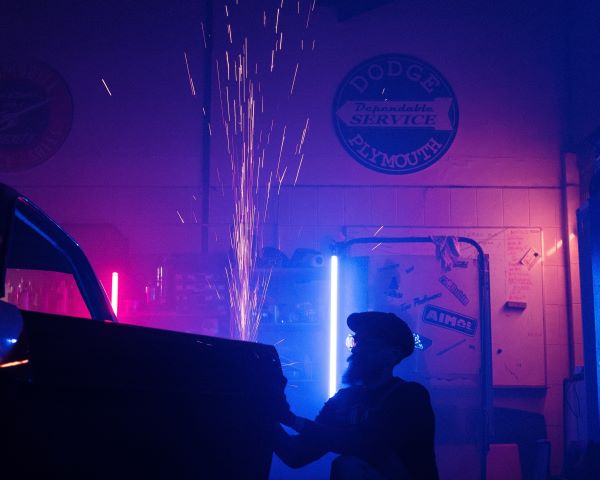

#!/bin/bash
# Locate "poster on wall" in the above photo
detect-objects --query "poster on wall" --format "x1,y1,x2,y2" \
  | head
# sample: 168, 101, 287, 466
0, 60, 73, 172
332, 54, 458, 174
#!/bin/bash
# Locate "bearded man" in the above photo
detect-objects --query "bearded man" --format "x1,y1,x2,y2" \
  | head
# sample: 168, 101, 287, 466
273, 311, 439, 480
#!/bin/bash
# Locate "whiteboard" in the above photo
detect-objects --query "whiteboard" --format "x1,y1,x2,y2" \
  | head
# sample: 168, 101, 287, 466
345, 226, 545, 387
460, 228, 544, 387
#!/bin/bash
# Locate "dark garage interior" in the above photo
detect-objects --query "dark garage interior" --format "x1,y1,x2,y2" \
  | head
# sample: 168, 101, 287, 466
2, 1, 600, 479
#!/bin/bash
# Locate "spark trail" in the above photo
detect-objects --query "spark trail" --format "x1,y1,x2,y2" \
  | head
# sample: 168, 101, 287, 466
215, 0, 315, 341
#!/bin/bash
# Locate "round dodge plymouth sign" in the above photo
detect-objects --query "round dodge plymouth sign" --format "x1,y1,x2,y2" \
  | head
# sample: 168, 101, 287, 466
0, 61, 73, 172
333, 54, 458, 175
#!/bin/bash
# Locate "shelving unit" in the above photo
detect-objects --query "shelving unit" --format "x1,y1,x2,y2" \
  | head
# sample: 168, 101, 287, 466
256, 266, 330, 415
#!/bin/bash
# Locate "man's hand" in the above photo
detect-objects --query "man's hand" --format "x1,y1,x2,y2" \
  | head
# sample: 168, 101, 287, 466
273, 374, 297, 427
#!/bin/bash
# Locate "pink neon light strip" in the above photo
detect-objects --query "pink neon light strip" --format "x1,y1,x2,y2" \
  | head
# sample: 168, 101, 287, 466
111, 272, 119, 317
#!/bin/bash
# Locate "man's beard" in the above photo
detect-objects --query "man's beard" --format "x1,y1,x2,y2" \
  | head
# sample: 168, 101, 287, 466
342, 354, 379, 386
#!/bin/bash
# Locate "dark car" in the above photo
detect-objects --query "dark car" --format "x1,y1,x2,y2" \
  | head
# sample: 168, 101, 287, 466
0, 184, 282, 479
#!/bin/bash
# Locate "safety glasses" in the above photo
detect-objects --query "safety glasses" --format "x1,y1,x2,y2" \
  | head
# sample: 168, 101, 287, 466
345, 333, 358, 350
345, 334, 396, 351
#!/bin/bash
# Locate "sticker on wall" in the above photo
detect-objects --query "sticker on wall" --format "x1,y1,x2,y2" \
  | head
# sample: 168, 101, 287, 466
0, 60, 73, 171
439, 274, 469, 305
413, 333, 432, 352
422, 304, 477, 336
333, 54, 458, 174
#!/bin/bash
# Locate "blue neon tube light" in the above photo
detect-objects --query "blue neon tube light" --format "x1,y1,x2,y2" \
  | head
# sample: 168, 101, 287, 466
329, 255, 339, 398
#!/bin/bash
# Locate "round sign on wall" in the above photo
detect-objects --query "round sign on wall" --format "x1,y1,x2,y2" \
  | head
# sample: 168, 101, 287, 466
0, 61, 73, 172
333, 54, 458, 175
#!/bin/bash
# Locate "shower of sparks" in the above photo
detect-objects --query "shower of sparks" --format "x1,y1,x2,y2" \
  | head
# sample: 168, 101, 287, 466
101, 78, 112, 96
184, 52, 197, 96
201, 21, 208, 48
305, 0, 316, 29
277, 165, 288, 194
204, 276, 225, 304
293, 116, 309, 184
373, 225, 384, 236
277, 125, 286, 171
220, 35, 269, 341
293, 154, 304, 185
217, 167, 225, 196
206, 277, 223, 300
290, 62, 299, 95
281, 362, 301, 367
216, 0, 316, 342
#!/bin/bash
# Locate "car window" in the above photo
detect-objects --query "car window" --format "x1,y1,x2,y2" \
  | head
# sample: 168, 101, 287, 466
3, 268, 91, 319
1, 199, 93, 319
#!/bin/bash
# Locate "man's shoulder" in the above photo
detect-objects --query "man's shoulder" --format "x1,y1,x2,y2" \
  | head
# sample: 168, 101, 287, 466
328, 385, 362, 403
315, 387, 359, 423
389, 378, 432, 402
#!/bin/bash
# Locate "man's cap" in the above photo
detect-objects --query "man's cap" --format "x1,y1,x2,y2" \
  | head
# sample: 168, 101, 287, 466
347, 311, 415, 359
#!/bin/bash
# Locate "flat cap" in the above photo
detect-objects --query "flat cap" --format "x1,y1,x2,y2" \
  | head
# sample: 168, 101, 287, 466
347, 311, 415, 359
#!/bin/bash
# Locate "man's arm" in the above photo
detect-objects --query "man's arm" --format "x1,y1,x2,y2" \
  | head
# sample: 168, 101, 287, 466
272, 422, 329, 468
285, 382, 436, 459
270, 374, 332, 468
274, 407, 383, 464
272, 392, 346, 468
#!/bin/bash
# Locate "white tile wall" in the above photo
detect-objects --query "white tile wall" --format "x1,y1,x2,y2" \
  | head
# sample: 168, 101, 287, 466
396, 188, 425, 225
542, 227, 565, 266
23, 185, 203, 227
317, 187, 345, 226
543, 265, 568, 306
546, 343, 570, 385
278, 225, 317, 255
289, 187, 318, 226
344, 187, 372, 225
371, 187, 396, 225
450, 188, 477, 226
424, 187, 451, 226
209, 187, 234, 224
207, 224, 230, 252
544, 304, 568, 346
530, 188, 560, 227
276, 188, 293, 225
257, 187, 279, 225
503, 189, 530, 226
476, 188, 503, 226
